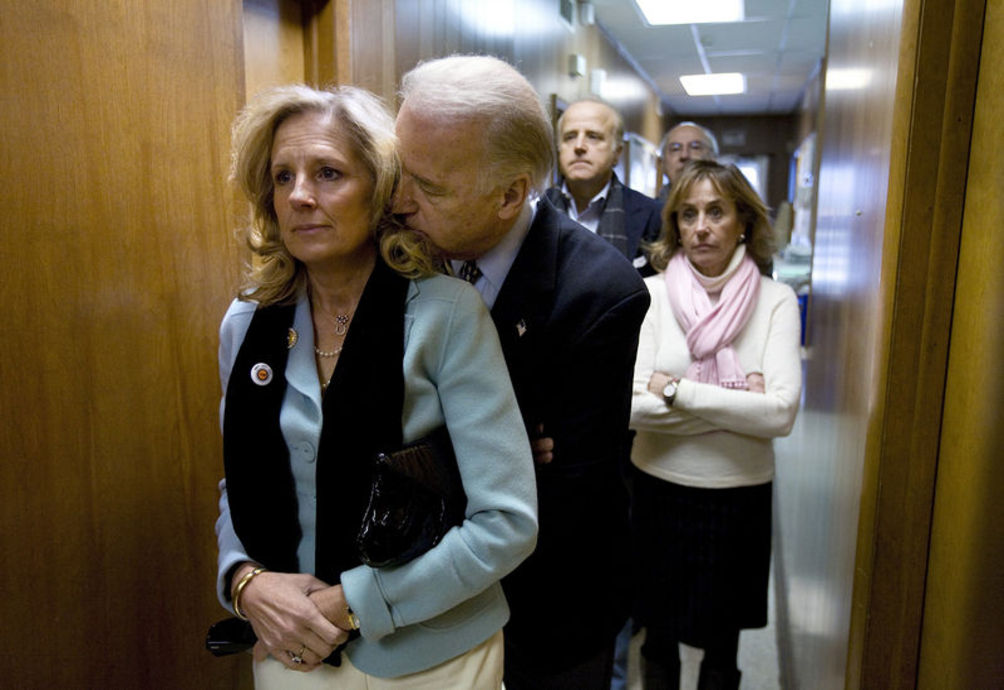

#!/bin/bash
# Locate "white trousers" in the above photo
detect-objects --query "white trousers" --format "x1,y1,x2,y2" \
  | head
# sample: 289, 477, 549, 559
253, 629, 504, 690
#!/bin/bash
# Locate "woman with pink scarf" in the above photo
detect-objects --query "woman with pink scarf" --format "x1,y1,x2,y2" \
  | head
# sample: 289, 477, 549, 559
629, 161, 802, 690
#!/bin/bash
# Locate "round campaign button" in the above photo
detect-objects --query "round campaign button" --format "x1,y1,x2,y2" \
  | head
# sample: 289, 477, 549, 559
250, 362, 273, 386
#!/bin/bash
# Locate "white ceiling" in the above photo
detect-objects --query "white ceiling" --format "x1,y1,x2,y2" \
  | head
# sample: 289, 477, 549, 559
590, 0, 830, 116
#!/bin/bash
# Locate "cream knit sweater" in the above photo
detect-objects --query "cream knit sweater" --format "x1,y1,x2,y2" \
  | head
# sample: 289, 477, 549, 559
630, 273, 802, 488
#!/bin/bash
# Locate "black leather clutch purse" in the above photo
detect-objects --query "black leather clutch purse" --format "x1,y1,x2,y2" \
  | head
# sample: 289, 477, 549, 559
205, 616, 360, 658
356, 426, 467, 567
206, 428, 466, 657
206, 616, 257, 656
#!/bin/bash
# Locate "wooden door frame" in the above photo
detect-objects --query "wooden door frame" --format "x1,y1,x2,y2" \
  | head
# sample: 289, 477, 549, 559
847, 0, 986, 686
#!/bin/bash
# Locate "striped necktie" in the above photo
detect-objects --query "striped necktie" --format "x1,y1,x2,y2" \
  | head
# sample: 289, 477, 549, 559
458, 260, 482, 284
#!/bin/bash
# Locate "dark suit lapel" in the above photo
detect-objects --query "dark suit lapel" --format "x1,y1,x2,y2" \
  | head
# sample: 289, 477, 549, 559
490, 200, 561, 426
491, 199, 559, 334
621, 190, 647, 259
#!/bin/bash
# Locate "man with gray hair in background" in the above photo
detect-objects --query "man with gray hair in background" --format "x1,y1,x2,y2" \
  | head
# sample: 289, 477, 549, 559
658, 121, 719, 201
393, 55, 650, 689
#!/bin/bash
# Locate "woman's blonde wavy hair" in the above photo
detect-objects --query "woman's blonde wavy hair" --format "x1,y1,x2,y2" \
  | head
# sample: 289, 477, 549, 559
648, 160, 774, 276
230, 84, 442, 306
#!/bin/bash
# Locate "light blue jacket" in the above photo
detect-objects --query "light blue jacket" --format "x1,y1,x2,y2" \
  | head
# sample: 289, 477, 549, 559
215, 274, 538, 678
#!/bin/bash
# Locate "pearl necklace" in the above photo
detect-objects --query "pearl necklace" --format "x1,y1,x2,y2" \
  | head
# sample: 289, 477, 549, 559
312, 304, 353, 391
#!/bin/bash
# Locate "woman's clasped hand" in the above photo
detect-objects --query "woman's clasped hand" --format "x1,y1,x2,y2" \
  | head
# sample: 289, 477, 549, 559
233, 565, 349, 671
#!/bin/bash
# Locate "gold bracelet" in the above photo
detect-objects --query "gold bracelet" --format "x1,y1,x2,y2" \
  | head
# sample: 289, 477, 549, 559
232, 566, 266, 621
346, 607, 360, 631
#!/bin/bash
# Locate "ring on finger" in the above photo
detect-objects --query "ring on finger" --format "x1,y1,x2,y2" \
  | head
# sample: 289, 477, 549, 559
288, 646, 306, 665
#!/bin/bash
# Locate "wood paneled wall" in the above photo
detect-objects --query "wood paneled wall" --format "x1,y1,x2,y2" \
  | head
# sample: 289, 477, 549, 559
773, 0, 986, 687
918, 2, 1003, 686
770, 1, 907, 683
279, 1, 663, 154
849, 0, 984, 685
244, 0, 306, 97
387, 0, 663, 146
0, 2, 248, 687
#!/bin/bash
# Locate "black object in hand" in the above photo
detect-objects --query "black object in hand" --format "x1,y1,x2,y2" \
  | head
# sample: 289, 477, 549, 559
356, 426, 466, 567
205, 617, 256, 656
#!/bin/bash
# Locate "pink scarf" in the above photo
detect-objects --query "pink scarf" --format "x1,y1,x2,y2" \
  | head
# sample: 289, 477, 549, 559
664, 247, 760, 389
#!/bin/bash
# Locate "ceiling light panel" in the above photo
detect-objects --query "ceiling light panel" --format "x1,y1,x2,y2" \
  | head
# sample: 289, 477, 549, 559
680, 72, 747, 95
635, 0, 744, 25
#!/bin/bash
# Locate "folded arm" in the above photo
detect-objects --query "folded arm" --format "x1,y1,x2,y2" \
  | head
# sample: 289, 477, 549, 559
630, 283, 802, 439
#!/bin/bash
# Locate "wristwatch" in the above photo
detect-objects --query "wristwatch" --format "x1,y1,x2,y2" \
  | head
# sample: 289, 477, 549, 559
662, 377, 680, 406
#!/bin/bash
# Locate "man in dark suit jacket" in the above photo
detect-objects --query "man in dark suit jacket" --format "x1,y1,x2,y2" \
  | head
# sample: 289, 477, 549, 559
393, 56, 650, 690
544, 98, 663, 276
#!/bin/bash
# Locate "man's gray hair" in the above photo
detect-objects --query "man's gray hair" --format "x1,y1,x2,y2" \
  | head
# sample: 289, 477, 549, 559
660, 121, 719, 157
400, 55, 554, 194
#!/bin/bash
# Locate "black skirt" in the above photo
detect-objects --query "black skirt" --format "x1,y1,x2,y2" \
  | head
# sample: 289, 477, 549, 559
630, 466, 772, 647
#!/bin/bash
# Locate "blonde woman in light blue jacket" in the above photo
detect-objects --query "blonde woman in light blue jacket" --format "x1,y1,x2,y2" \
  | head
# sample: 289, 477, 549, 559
212, 83, 537, 689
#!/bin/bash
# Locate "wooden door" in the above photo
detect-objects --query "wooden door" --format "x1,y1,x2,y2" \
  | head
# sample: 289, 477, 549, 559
0, 2, 248, 687
918, 2, 1004, 686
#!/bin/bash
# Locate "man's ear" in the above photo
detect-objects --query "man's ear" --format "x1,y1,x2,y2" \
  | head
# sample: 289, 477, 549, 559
497, 174, 531, 221
610, 141, 624, 169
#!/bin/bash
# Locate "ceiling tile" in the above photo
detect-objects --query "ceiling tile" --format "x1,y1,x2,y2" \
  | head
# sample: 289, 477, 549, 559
708, 53, 779, 75
591, 0, 829, 116
696, 20, 787, 53
745, 0, 799, 18
784, 16, 830, 51
793, 0, 832, 19
779, 50, 824, 72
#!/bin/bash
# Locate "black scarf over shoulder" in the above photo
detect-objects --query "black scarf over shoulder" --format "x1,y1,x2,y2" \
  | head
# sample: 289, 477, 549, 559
223, 259, 409, 584
544, 173, 628, 258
